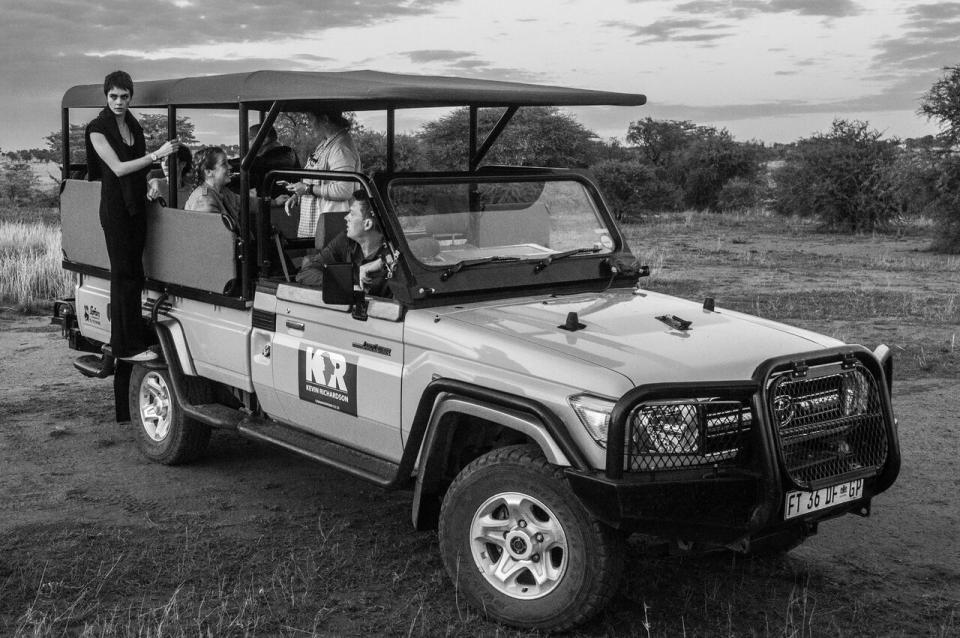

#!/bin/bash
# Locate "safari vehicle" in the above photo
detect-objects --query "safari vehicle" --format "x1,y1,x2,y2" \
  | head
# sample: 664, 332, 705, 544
53, 71, 900, 630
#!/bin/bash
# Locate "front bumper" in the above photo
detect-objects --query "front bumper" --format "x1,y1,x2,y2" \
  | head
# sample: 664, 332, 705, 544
566, 345, 901, 544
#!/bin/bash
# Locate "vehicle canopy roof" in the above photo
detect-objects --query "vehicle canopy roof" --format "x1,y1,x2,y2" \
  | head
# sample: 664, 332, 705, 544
61, 69, 646, 111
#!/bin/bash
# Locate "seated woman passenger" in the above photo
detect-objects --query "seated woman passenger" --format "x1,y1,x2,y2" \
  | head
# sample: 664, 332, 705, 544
296, 192, 393, 297
184, 146, 247, 224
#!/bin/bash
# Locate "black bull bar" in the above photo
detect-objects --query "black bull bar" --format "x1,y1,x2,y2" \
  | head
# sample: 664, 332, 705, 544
564, 346, 901, 542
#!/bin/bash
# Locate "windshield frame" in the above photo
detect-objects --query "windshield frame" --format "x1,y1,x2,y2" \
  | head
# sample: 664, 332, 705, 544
374, 168, 636, 306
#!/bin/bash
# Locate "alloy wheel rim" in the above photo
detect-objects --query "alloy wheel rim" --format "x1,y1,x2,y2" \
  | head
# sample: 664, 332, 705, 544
139, 371, 172, 442
468, 491, 568, 599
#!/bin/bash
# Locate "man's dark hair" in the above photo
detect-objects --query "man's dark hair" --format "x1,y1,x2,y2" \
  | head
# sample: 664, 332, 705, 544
249, 122, 278, 142
103, 70, 134, 96
307, 108, 351, 130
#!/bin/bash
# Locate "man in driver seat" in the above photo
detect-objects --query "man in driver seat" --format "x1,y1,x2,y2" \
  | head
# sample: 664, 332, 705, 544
295, 191, 393, 297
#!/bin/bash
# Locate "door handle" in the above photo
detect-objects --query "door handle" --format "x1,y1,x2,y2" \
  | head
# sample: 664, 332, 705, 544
285, 320, 305, 331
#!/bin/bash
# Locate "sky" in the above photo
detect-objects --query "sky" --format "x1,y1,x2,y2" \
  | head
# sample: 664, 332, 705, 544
1, 0, 958, 151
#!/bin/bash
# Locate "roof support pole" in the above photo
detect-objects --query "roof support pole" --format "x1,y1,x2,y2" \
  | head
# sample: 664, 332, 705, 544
61, 108, 70, 181
473, 106, 518, 168
167, 105, 178, 206
240, 101, 284, 280
468, 106, 478, 171
239, 103, 250, 300
386, 109, 395, 173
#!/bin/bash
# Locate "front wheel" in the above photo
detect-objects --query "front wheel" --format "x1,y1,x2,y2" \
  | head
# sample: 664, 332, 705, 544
438, 445, 624, 630
128, 365, 211, 465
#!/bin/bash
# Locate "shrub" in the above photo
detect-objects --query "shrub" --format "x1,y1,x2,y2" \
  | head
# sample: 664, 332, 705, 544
717, 177, 765, 212
929, 154, 960, 253
770, 120, 900, 231
590, 159, 683, 220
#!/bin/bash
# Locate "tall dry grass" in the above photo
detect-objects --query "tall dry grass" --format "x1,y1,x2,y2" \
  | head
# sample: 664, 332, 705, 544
0, 220, 74, 313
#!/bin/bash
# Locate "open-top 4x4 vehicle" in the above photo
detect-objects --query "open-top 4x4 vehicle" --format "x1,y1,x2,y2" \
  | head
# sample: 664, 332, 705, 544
54, 71, 900, 630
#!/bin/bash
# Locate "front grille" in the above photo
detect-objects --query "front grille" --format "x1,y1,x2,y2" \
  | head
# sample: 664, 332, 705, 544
769, 364, 887, 489
625, 400, 753, 471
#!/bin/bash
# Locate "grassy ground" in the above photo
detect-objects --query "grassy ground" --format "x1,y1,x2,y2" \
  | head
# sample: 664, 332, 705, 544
0, 207, 73, 313
1, 207, 957, 636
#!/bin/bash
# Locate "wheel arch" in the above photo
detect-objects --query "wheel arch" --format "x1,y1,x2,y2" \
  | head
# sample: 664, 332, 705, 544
155, 318, 197, 376
411, 393, 573, 531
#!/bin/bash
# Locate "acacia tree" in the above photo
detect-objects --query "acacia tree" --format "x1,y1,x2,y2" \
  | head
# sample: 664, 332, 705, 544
419, 106, 600, 169
919, 65, 960, 252
624, 118, 763, 211
919, 65, 960, 148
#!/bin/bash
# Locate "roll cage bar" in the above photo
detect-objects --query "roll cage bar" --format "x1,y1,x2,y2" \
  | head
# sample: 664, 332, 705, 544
61, 70, 646, 302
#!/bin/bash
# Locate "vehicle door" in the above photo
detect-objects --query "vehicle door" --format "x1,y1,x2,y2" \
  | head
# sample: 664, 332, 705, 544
261, 172, 404, 462
269, 285, 404, 461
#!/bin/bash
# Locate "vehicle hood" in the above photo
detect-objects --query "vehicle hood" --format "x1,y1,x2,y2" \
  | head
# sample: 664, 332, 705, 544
436, 289, 844, 385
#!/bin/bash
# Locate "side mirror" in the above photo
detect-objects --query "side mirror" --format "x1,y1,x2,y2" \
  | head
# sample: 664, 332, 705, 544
321, 263, 355, 305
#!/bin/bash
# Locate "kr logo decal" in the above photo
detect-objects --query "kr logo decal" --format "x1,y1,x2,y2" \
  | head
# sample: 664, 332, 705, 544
297, 345, 357, 416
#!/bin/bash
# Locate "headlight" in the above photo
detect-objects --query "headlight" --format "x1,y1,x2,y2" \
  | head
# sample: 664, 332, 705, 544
631, 402, 700, 454
569, 394, 616, 445
841, 369, 871, 416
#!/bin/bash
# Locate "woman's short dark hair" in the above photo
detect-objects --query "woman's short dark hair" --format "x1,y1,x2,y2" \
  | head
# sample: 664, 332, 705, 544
103, 70, 134, 96
192, 146, 225, 187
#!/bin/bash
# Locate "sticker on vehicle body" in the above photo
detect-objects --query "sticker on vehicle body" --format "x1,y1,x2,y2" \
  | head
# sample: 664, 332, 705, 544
297, 346, 358, 415
83, 304, 103, 326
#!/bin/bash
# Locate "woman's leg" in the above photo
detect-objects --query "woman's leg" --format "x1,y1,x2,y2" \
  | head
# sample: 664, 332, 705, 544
102, 210, 148, 357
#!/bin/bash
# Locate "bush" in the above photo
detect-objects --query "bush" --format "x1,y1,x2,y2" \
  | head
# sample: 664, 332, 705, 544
590, 160, 683, 220
717, 177, 765, 212
770, 120, 900, 231
930, 154, 960, 253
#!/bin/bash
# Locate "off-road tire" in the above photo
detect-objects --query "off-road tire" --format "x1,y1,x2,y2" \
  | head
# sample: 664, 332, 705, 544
129, 365, 211, 465
438, 444, 624, 630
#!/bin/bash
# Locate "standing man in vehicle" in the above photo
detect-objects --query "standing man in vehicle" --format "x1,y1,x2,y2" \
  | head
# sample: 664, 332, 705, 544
85, 70, 180, 362
284, 109, 361, 248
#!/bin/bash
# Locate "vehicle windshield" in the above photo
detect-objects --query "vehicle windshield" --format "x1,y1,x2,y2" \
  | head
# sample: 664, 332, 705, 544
388, 177, 616, 266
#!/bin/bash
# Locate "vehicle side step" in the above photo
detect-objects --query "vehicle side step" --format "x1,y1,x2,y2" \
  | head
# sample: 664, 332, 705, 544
73, 353, 115, 378
238, 418, 400, 487
187, 403, 247, 430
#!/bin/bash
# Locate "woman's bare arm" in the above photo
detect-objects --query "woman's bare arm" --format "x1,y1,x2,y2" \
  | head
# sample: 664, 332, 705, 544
89, 133, 180, 177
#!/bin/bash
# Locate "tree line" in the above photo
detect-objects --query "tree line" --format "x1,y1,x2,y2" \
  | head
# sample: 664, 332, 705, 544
3, 65, 959, 252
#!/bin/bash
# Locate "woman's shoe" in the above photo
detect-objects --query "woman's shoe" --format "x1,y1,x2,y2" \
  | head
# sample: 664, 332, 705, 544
120, 349, 158, 362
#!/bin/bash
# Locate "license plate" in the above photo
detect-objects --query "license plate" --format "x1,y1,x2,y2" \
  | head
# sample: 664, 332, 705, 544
784, 479, 864, 520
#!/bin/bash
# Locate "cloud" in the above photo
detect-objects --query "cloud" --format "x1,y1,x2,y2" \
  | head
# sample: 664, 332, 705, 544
871, 2, 960, 73
765, 0, 861, 18
606, 17, 731, 43
673, 0, 860, 19
404, 49, 476, 64
0, 0, 457, 148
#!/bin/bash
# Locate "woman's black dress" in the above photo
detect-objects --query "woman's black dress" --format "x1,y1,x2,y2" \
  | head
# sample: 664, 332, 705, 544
85, 108, 151, 357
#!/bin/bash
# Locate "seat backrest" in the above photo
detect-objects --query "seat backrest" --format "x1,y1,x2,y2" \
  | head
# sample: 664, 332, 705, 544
61, 178, 238, 294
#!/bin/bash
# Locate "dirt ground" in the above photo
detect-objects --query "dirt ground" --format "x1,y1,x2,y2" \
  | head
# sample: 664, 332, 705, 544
1, 216, 958, 636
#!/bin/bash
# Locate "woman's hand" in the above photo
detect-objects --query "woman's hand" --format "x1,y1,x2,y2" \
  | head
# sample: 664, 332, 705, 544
147, 178, 162, 201
153, 139, 181, 160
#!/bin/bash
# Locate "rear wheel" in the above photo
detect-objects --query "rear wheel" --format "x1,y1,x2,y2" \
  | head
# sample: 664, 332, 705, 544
438, 445, 624, 630
129, 365, 211, 465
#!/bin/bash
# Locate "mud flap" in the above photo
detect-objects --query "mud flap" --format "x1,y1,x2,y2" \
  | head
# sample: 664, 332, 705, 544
114, 360, 132, 422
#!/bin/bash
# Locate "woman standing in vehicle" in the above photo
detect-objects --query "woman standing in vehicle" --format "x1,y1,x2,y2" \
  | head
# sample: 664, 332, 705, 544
85, 70, 180, 362
284, 109, 361, 248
